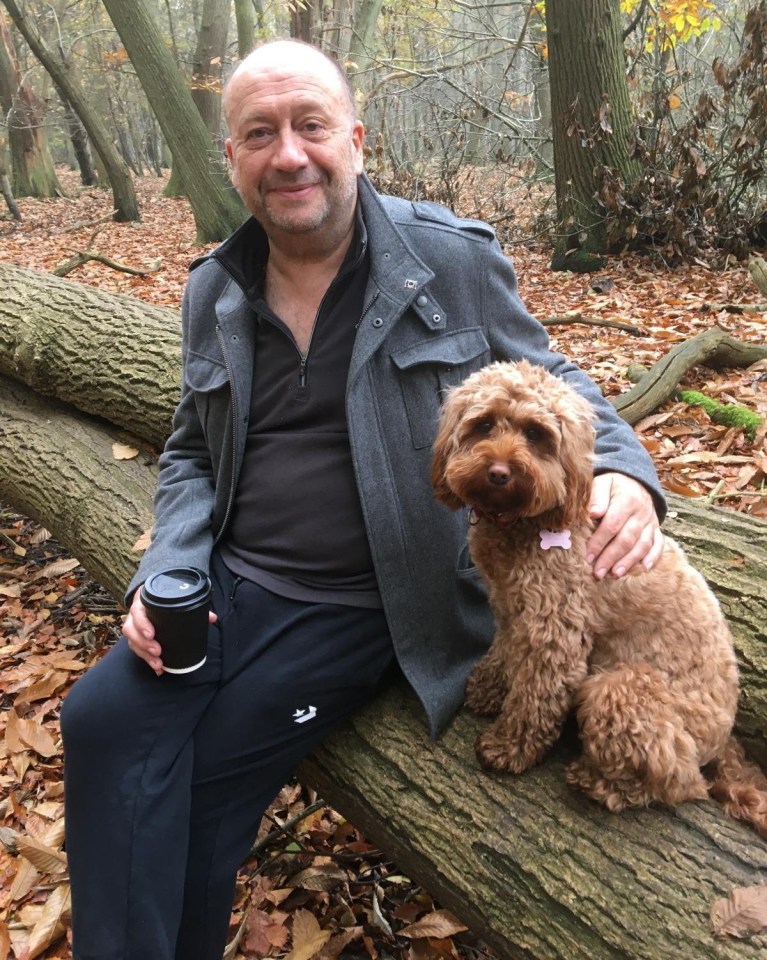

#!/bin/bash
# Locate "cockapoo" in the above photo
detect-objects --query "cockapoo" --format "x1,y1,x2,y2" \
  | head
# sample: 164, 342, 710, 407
432, 359, 767, 833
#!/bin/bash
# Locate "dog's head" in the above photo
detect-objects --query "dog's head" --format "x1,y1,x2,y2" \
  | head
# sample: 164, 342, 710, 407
431, 360, 595, 529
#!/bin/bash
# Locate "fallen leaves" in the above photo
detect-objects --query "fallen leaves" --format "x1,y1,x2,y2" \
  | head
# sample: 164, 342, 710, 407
712, 884, 767, 939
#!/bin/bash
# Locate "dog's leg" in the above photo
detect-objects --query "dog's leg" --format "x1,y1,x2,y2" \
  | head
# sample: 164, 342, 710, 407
566, 665, 710, 811
475, 627, 589, 774
465, 642, 509, 718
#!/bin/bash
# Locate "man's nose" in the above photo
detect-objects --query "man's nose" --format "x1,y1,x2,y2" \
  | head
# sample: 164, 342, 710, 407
272, 129, 308, 169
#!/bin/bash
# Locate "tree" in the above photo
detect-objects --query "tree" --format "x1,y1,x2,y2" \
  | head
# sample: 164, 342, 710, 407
546, 0, 641, 264
1, 263, 766, 960
0, 13, 61, 197
191, 0, 230, 137
1, 0, 140, 221
100, 0, 246, 242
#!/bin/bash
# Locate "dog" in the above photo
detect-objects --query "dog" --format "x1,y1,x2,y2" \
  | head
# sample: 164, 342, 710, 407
432, 359, 767, 833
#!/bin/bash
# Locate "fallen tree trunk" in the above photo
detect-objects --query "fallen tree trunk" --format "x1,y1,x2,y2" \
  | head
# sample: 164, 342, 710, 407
0, 263, 179, 447
1, 375, 767, 959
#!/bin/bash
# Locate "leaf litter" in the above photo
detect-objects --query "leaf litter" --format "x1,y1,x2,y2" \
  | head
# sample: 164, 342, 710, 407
2, 169, 767, 957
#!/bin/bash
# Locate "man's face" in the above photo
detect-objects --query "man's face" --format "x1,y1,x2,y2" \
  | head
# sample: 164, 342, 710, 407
224, 46, 364, 242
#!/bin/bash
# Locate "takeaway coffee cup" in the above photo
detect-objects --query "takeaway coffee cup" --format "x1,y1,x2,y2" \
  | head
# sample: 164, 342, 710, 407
140, 567, 211, 674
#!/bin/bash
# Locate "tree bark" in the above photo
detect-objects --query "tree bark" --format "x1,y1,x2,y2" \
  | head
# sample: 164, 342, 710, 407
0, 265, 179, 447
0, 14, 61, 198
546, 0, 640, 256
0, 269, 766, 959
100, 0, 247, 242
191, 0, 231, 138
0, 0, 140, 222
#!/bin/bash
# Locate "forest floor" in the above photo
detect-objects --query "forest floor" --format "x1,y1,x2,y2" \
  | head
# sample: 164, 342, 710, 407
0, 168, 766, 960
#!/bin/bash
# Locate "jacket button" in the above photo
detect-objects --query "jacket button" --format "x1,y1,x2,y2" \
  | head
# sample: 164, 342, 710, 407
416, 295, 428, 306
372, 317, 384, 328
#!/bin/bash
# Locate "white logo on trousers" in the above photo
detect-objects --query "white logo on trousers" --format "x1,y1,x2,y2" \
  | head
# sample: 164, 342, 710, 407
293, 706, 317, 724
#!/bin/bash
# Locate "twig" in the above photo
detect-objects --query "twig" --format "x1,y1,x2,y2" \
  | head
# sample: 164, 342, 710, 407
250, 798, 328, 855
701, 302, 767, 314
53, 251, 161, 278
540, 312, 646, 336
54, 211, 117, 236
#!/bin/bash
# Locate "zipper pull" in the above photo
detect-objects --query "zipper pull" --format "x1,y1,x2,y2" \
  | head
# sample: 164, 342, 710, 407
299, 356, 308, 387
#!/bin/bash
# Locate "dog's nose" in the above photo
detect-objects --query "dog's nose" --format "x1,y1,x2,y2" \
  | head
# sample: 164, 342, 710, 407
487, 462, 510, 486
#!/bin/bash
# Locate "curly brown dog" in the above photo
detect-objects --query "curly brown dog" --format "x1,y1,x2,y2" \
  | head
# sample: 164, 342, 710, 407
432, 359, 767, 833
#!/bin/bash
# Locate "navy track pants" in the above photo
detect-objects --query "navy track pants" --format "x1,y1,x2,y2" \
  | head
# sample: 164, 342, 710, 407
60, 553, 396, 960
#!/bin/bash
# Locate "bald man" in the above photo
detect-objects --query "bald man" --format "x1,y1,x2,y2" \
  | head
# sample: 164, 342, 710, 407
61, 40, 665, 960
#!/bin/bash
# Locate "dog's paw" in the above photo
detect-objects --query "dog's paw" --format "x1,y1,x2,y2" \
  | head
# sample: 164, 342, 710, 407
475, 726, 545, 774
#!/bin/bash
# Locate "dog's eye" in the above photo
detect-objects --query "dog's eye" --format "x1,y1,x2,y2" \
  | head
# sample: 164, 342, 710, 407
524, 424, 545, 444
474, 419, 494, 435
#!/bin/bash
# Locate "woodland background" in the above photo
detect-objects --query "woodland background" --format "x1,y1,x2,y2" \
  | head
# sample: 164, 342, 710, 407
0, 0, 767, 958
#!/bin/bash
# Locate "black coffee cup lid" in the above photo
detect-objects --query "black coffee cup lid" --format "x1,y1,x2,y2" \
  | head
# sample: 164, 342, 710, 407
143, 568, 209, 605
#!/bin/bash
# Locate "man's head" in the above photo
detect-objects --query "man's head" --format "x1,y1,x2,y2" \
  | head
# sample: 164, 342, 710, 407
223, 41, 364, 250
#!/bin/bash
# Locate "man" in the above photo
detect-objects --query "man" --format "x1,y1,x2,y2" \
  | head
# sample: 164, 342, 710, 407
61, 40, 665, 960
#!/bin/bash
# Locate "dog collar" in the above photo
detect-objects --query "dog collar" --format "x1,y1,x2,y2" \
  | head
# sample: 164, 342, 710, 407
469, 507, 514, 529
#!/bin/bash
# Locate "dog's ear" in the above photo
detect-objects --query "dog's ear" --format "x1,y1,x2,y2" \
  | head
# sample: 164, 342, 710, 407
553, 400, 595, 529
431, 392, 467, 511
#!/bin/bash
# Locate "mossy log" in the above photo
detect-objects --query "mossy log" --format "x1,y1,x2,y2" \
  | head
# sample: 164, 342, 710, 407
612, 327, 767, 425
1, 376, 767, 960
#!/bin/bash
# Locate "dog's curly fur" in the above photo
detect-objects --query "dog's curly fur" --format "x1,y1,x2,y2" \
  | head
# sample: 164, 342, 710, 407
432, 360, 767, 832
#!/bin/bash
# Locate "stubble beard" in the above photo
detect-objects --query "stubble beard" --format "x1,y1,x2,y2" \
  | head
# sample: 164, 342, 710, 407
247, 167, 358, 241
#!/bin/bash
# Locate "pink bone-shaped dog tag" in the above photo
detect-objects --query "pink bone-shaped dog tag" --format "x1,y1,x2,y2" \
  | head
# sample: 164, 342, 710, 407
539, 529, 572, 550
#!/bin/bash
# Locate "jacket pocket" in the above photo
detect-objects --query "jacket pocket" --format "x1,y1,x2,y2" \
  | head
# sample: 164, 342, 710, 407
391, 328, 491, 449
183, 351, 231, 440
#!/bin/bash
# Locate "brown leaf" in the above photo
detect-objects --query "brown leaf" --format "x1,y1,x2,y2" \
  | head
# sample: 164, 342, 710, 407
285, 909, 332, 960
15, 671, 69, 704
291, 864, 347, 891
31, 558, 80, 581
23, 882, 70, 959
712, 884, 767, 939
6, 710, 57, 758
15, 835, 67, 875
112, 442, 139, 460
0, 919, 10, 960
398, 909, 469, 940
0, 584, 21, 598
132, 528, 153, 551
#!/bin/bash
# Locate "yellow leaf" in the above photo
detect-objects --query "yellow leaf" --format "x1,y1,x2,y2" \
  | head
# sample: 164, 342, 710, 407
112, 442, 139, 460
667, 93, 682, 109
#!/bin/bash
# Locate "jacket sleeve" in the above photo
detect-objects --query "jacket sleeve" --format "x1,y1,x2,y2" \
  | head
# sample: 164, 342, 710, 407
125, 284, 217, 603
479, 234, 667, 519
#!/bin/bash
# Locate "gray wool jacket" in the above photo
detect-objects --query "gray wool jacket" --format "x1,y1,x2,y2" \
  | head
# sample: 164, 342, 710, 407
128, 173, 665, 736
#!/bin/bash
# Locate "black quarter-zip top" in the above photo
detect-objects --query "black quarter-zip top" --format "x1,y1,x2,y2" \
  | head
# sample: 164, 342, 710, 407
215, 209, 382, 609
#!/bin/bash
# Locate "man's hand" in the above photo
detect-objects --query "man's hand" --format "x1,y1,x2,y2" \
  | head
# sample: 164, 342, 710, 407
586, 473, 664, 580
123, 590, 217, 675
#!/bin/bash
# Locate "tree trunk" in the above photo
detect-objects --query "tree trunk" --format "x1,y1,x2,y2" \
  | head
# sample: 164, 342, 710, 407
100, 0, 247, 242
234, 0, 255, 58
191, 0, 231, 138
0, 265, 179, 447
546, 0, 640, 257
347, 0, 383, 90
0, 15, 61, 198
0, 268, 766, 959
0, 0, 140, 221
59, 94, 98, 186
